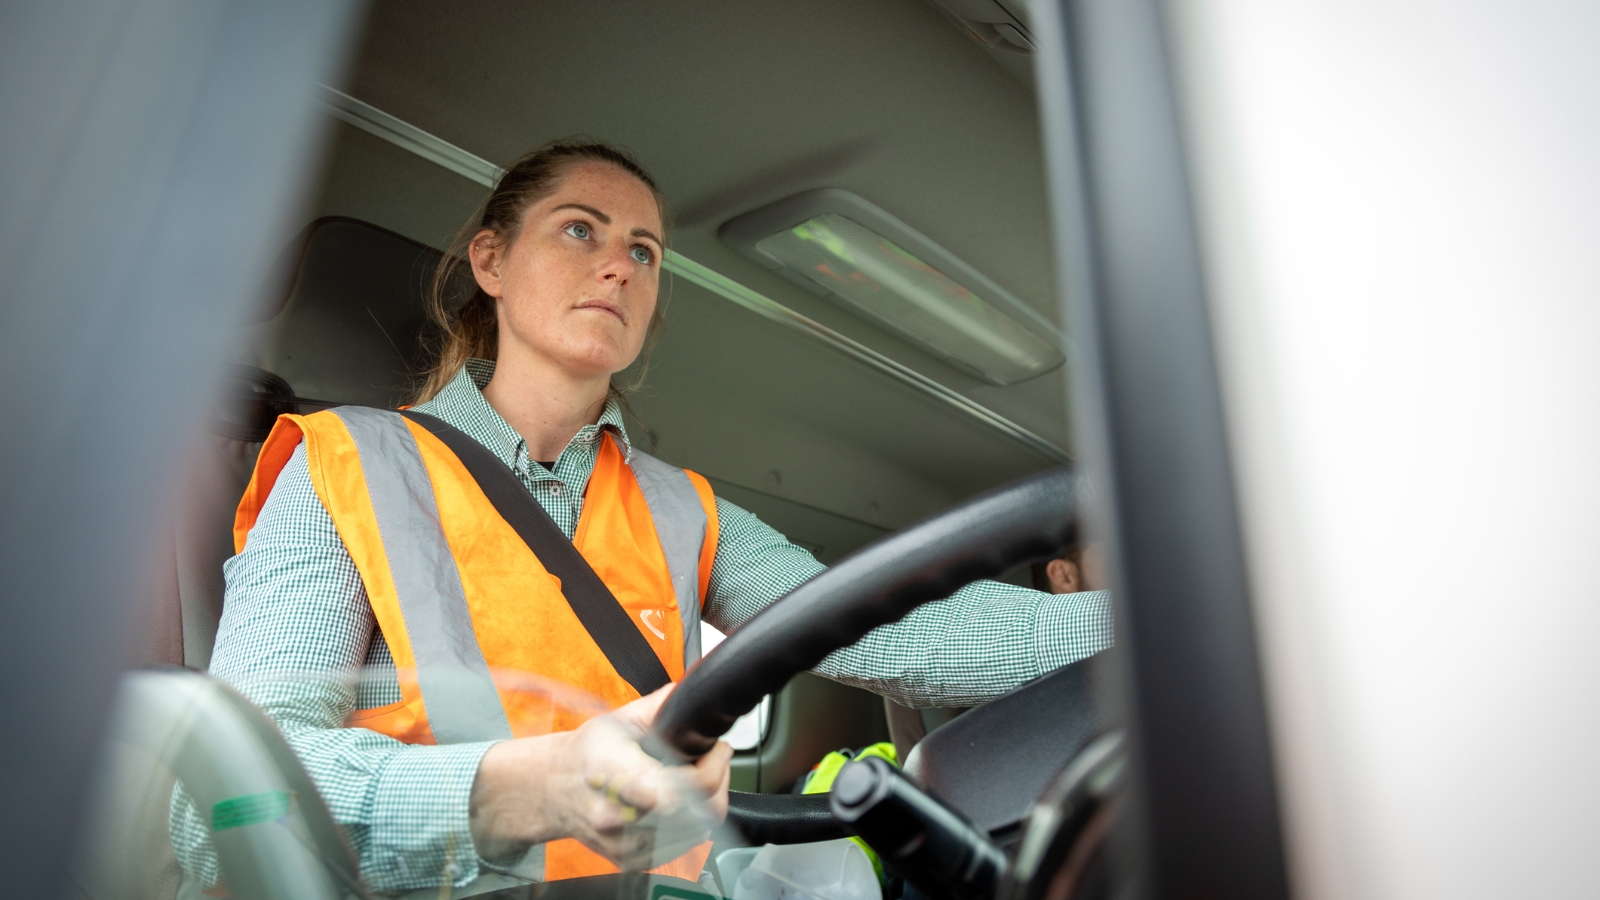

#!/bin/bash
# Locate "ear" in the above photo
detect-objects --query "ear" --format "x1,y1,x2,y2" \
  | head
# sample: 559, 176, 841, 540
468, 229, 505, 299
1045, 558, 1082, 594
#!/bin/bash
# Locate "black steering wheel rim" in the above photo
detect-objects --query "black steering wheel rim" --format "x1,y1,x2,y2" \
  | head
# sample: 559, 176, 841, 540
650, 466, 1079, 762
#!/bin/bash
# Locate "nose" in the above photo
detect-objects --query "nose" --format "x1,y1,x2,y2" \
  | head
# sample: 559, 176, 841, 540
596, 241, 632, 286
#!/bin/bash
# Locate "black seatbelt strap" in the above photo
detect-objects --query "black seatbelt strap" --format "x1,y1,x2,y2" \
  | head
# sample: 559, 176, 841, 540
399, 410, 673, 697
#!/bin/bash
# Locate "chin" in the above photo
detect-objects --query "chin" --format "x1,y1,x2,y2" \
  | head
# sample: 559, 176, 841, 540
555, 349, 635, 380
539, 332, 639, 378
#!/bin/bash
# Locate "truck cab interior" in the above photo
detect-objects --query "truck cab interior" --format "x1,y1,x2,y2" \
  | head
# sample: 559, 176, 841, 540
14, 1, 1591, 900
75, 3, 1141, 899
161, 0, 1077, 784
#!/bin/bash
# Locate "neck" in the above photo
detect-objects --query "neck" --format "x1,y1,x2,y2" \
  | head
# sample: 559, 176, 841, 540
480, 350, 611, 463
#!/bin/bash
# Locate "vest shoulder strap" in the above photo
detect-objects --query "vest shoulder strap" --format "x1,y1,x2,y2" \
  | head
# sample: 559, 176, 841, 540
331, 406, 514, 744
627, 447, 710, 662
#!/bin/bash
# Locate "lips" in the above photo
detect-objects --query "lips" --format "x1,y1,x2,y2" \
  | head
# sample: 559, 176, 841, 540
575, 298, 626, 323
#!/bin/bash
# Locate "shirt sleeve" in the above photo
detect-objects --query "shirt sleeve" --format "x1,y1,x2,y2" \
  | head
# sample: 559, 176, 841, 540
701, 496, 1114, 708
168, 442, 495, 893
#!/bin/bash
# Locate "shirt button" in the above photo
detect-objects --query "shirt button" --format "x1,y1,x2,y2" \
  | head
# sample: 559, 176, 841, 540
549, 483, 564, 496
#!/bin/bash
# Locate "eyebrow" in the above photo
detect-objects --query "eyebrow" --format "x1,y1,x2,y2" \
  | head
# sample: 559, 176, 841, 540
551, 202, 610, 224
631, 226, 664, 249
551, 202, 664, 251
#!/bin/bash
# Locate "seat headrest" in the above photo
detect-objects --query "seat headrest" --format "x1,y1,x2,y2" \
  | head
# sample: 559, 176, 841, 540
244, 217, 460, 410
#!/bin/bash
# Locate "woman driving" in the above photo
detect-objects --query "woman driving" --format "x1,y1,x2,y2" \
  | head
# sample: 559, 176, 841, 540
171, 140, 1113, 894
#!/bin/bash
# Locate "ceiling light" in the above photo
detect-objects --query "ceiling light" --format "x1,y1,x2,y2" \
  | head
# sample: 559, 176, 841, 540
721, 189, 1063, 386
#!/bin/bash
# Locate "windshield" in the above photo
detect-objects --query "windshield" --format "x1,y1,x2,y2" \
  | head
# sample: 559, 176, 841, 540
54, 3, 1092, 900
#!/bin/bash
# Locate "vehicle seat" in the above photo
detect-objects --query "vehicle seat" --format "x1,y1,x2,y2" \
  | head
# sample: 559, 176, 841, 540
136, 218, 446, 670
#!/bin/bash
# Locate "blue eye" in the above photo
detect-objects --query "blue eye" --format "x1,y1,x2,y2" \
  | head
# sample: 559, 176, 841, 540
564, 222, 591, 240
630, 246, 654, 265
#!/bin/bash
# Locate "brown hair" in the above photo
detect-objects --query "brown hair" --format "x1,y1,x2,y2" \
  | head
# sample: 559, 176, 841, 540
413, 138, 668, 404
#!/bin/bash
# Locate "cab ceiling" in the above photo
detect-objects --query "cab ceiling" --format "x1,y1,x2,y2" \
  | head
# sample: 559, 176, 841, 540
295, 0, 1066, 538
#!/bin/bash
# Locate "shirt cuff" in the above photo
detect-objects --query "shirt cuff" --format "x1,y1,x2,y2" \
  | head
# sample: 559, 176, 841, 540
1034, 589, 1115, 671
362, 740, 498, 892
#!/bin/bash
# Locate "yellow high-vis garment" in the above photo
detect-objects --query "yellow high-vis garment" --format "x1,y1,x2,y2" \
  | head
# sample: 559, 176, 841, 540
235, 407, 720, 883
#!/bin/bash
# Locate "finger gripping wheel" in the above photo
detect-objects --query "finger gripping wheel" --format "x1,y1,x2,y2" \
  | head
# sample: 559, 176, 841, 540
649, 467, 1077, 761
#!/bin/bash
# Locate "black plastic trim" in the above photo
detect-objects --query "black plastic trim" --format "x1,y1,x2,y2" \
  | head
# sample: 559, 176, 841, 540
1030, 0, 1292, 897
725, 791, 847, 845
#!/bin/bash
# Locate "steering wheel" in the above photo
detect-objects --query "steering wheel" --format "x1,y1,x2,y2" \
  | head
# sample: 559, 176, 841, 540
647, 466, 1077, 844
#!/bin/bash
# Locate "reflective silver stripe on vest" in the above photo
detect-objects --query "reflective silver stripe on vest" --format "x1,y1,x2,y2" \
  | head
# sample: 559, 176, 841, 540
332, 407, 513, 745
626, 448, 709, 663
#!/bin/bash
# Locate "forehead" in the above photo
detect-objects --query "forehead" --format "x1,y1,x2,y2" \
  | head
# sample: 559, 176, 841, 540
541, 161, 661, 228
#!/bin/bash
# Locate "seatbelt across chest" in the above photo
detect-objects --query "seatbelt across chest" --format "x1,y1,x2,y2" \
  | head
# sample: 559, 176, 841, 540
399, 410, 674, 697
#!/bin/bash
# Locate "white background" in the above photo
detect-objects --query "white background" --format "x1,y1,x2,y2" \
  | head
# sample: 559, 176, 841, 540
1168, 2, 1600, 897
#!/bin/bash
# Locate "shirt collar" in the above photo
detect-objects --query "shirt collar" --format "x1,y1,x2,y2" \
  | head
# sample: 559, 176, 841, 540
414, 359, 632, 470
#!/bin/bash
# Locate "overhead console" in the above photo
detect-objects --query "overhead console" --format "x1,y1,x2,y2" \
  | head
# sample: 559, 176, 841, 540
926, 0, 1036, 54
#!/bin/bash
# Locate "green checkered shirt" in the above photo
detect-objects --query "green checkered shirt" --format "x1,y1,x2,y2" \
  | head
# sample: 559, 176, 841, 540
170, 360, 1112, 892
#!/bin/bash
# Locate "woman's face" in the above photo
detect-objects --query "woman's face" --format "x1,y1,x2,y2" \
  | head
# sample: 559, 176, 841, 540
470, 161, 663, 382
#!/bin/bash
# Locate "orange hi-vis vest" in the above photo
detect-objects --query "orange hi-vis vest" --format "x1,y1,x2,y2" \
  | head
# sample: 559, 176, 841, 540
235, 406, 720, 884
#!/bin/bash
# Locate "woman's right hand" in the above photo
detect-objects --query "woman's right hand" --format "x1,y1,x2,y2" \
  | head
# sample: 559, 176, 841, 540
468, 684, 734, 867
